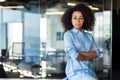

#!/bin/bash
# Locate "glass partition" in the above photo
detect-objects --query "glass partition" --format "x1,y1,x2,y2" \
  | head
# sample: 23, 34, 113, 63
0, 0, 112, 79
39, 0, 112, 79
0, 0, 41, 78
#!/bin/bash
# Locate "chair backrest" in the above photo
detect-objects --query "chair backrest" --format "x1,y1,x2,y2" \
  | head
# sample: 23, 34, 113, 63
1, 49, 9, 62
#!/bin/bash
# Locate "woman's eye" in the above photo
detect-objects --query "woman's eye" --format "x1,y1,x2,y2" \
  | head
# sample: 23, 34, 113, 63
79, 18, 84, 20
73, 17, 84, 20
73, 18, 77, 19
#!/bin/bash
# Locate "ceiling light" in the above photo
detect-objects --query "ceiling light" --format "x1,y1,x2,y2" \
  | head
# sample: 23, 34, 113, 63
0, 0, 5, 2
67, 2, 99, 11
67, 3, 76, 6
0, 6, 24, 8
88, 5, 99, 10
46, 11, 64, 15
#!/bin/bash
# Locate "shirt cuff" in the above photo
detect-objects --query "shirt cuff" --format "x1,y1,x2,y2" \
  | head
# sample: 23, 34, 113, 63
94, 48, 100, 56
69, 50, 79, 60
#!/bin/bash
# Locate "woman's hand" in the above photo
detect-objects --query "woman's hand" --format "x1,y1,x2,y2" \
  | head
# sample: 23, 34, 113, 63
90, 46, 94, 51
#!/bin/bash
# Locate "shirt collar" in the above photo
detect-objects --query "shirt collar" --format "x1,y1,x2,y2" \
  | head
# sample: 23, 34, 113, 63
71, 28, 84, 34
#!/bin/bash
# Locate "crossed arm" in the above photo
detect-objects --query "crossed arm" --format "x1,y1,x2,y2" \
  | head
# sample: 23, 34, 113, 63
64, 33, 99, 60
76, 46, 98, 60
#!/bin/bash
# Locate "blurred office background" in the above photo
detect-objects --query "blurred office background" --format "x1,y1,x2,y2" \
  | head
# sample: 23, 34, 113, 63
0, 0, 119, 80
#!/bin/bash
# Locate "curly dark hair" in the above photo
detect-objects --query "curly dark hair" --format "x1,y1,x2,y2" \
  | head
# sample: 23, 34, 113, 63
61, 3, 95, 32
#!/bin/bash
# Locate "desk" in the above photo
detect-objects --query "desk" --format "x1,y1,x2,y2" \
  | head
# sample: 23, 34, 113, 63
2, 55, 43, 78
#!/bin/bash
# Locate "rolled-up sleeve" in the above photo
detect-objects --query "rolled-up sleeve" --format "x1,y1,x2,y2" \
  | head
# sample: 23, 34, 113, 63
92, 36, 100, 57
64, 32, 79, 60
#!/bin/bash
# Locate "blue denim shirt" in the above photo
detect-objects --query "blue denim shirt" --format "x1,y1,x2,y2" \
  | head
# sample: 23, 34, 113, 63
63, 28, 100, 80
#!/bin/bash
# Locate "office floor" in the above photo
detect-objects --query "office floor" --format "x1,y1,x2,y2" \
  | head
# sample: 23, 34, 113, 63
0, 62, 111, 80
0, 70, 110, 80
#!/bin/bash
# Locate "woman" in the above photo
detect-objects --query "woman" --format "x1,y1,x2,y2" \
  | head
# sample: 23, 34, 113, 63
61, 3, 100, 80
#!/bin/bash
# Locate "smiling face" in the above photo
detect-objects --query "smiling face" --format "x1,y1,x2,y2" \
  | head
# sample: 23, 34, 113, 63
71, 11, 84, 30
